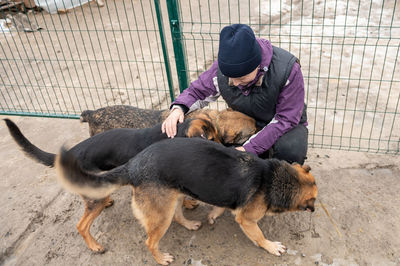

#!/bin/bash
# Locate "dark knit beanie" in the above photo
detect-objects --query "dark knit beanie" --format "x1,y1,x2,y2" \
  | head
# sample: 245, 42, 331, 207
218, 24, 261, 78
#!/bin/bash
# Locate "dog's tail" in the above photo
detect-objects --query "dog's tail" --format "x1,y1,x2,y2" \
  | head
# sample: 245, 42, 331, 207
55, 147, 131, 199
4, 119, 56, 167
79, 109, 93, 123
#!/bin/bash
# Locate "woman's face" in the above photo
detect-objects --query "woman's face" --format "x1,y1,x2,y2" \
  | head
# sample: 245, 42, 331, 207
230, 67, 259, 87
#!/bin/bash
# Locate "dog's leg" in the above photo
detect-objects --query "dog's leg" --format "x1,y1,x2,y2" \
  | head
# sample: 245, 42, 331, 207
131, 187, 177, 265
77, 196, 110, 253
233, 195, 286, 256
207, 206, 225, 224
174, 196, 201, 230
182, 196, 199, 209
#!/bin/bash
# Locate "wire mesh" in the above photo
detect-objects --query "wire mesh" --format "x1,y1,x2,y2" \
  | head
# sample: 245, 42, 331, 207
0, 0, 399, 154
0, 0, 173, 118
176, 0, 400, 154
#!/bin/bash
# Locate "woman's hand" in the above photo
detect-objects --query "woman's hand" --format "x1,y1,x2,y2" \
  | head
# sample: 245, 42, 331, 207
235, 146, 246, 152
162, 108, 185, 138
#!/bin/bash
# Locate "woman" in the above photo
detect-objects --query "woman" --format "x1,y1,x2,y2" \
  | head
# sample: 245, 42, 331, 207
162, 24, 308, 164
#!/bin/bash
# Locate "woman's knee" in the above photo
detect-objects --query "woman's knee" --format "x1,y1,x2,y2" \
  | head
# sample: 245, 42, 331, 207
273, 146, 307, 164
272, 126, 308, 164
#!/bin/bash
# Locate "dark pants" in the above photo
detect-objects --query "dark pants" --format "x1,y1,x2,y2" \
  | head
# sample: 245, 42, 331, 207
259, 124, 308, 165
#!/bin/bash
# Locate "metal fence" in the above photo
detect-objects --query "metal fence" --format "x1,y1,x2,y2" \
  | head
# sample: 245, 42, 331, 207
0, 0, 399, 154
0, 0, 174, 117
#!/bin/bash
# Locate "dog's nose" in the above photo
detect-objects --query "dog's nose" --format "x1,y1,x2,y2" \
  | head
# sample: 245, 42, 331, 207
306, 206, 315, 212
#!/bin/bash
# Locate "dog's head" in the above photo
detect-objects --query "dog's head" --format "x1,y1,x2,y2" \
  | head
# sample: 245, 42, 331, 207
216, 109, 257, 146
264, 161, 317, 214
291, 163, 318, 212
185, 117, 222, 143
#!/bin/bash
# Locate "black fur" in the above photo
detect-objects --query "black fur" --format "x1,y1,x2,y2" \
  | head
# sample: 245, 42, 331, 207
59, 147, 131, 187
4, 118, 206, 171
4, 119, 55, 166
266, 164, 300, 212
59, 138, 301, 210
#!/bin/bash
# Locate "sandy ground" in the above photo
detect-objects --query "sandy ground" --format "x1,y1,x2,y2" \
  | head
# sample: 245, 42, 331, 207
0, 115, 399, 266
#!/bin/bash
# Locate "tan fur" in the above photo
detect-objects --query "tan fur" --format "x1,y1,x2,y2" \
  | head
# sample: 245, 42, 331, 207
76, 196, 113, 253
124, 164, 317, 264
291, 164, 318, 212
55, 153, 317, 264
188, 109, 219, 121
191, 109, 257, 145
130, 186, 204, 264
182, 197, 200, 209
131, 187, 184, 265
216, 109, 257, 144
187, 118, 221, 143
55, 154, 120, 200
173, 197, 202, 230
207, 206, 225, 224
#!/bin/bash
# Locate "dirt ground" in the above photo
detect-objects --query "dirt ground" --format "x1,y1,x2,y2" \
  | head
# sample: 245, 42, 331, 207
0, 115, 399, 266
0, 0, 399, 265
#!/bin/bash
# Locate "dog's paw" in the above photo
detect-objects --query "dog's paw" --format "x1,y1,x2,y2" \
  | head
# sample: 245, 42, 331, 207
208, 215, 217, 225
186, 220, 202, 231
207, 207, 225, 224
183, 197, 199, 209
89, 242, 106, 253
266, 241, 287, 256
179, 220, 201, 231
156, 253, 174, 265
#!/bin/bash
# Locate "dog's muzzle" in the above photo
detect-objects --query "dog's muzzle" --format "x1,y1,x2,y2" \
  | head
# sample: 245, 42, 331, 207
299, 205, 315, 212
306, 206, 315, 212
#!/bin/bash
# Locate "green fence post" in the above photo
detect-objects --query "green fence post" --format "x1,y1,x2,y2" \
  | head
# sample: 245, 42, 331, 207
166, 0, 189, 93
154, 0, 175, 101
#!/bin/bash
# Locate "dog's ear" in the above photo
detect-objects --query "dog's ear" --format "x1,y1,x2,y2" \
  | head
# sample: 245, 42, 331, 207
187, 118, 221, 143
200, 119, 221, 143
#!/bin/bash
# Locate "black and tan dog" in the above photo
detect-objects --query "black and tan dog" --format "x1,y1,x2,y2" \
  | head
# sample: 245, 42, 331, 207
80, 105, 257, 211
56, 137, 318, 265
4, 118, 219, 252
80, 105, 257, 145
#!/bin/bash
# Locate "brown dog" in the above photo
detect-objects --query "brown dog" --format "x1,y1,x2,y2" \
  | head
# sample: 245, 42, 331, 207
56, 137, 318, 265
80, 105, 257, 146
